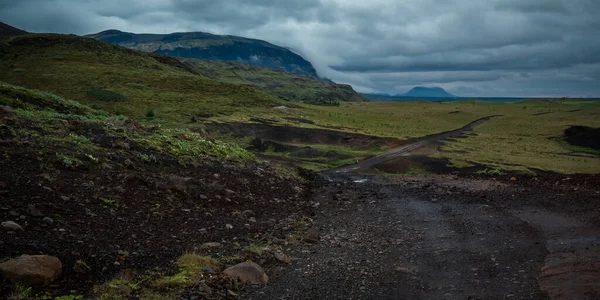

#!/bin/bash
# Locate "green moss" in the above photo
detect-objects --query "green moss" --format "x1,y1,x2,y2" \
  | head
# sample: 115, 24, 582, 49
56, 153, 84, 169
134, 128, 254, 161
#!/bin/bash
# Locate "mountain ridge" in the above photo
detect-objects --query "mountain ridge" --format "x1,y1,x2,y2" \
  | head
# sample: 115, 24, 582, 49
87, 29, 319, 78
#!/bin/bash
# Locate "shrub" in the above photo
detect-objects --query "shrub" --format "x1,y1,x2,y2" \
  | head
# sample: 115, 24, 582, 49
146, 109, 155, 119
87, 89, 127, 102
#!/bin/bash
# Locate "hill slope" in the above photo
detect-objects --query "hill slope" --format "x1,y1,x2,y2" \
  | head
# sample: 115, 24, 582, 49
0, 21, 27, 39
0, 33, 286, 125
88, 29, 319, 78
182, 58, 365, 105
0, 81, 310, 298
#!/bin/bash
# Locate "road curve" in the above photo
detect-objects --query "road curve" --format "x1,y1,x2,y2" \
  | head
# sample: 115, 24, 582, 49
332, 115, 498, 173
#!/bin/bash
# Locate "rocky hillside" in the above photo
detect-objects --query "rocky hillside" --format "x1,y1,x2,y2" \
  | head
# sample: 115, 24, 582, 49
0, 82, 316, 299
88, 29, 319, 78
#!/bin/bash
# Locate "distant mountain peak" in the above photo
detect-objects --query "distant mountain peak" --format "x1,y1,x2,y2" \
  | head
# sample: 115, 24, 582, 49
404, 86, 456, 98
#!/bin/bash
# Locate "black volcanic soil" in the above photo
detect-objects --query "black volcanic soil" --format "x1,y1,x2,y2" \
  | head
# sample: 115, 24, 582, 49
0, 117, 314, 297
244, 172, 600, 300
204, 122, 402, 151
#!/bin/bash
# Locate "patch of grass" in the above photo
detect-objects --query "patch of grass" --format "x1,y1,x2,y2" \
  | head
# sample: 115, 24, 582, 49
137, 152, 157, 163
63, 133, 91, 145
176, 253, 219, 273
56, 153, 84, 169
244, 244, 269, 255
134, 128, 255, 162
152, 254, 219, 290
476, 168, 506, 176
87, 88, 127, 102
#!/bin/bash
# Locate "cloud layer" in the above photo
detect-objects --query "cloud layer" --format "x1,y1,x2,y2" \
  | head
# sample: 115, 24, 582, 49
1, 0, 599, 97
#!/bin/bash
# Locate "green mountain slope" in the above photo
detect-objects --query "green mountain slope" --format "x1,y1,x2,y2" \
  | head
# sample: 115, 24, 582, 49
182, 58, 365, 105
0, 33, 283, 126
88, 29, 319, 78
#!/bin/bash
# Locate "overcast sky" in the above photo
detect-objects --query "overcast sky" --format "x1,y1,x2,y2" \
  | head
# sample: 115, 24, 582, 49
2, 0, 599, 97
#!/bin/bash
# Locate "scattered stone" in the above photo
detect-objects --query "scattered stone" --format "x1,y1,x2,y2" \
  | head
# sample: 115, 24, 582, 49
43, 217, 54, 225
0, 105, 15, 116
200, 194, 208, 200
249, 217, 257, 223
27, 204, 43, 217
73, 260, 91, 274
223, 262, 269, 285
201, 242, 222, 249
0, 255, 62, 285
198, 282, 212, 294
19, 215, 26, 220
242, 210, 255, 217
274, 251, 291, 264
58, 228, 66, 232
303, 228, 320, 243
202, 267, 216, 274
2, 221, 23, 231
124, 159, 134, 168
224, 189, 236, 195
225, 224, 233, 230
9, 210, 18, 217
60, 196, 70, 201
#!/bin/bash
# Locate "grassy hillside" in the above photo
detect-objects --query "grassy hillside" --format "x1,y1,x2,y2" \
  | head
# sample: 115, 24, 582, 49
182, 58, 365, 105
0, 33, 283, 127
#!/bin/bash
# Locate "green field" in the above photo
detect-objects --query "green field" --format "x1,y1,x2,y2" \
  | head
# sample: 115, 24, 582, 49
234, 100, 600, 174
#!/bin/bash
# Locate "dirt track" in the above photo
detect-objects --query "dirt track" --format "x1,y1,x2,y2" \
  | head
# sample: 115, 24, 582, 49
334, 116, 497, 173
244, 173, 600, 300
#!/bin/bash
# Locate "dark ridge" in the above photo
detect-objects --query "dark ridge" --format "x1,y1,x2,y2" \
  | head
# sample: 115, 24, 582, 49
564, 126, 600, 150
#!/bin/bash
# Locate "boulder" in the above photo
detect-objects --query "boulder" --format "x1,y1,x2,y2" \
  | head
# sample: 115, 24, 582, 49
223, 262, 268, 285
303, 228, 320, 243
0, 255, 62, 285
28, 204, 43, 217
1, 221, 23, 231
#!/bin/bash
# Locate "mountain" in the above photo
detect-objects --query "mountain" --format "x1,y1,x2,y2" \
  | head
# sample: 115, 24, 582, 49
363, 87, 458, 101
88, 29, 319, 78
0, 21, 28, 39
404, 87, 456, 98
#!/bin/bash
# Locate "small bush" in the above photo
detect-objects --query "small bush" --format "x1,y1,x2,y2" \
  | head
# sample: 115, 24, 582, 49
87, 89, 127, 102
146, 109, 155, 119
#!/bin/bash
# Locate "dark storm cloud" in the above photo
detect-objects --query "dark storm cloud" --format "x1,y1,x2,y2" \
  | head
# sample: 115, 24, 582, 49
1, 0, 599, 96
